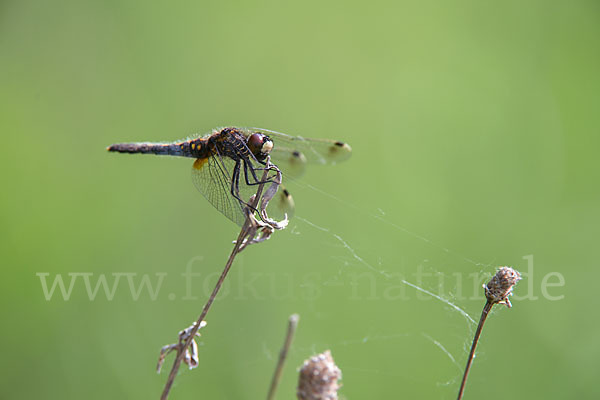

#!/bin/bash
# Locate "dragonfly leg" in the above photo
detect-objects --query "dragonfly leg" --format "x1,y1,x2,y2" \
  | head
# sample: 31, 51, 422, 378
230, 161, 244, 202
230, 160, 261, 216
243, 159, 274, 187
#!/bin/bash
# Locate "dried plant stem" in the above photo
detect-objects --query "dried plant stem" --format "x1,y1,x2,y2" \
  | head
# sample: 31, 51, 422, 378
267, 314, 300, 400
456, 266, 521, 400
160, 169, 272, 400
160, 226, 248, 399
456, 300, 493, 400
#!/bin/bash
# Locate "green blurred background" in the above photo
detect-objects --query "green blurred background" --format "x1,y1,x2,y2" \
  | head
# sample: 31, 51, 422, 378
2, 0, 599, 398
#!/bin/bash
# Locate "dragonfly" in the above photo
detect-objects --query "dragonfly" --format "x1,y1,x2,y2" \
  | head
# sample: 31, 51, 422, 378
107, 127, 352, 226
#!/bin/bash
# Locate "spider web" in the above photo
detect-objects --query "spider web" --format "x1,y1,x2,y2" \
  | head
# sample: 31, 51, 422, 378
187, 165, 507, 396
242, 176, 503, 394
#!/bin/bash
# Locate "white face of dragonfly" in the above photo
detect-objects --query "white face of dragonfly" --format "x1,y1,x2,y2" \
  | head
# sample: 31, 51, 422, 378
261, 139, 273, 154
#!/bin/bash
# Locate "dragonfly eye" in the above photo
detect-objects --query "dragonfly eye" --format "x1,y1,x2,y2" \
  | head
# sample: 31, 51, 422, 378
248, 133, 273, 158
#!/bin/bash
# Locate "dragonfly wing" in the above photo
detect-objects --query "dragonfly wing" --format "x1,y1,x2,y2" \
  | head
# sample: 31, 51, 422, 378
269, 146, 307, 180
191, 154, 296, 226
256, 128, 352, 164
191, 156, 246, 227
267, 185, 295, 221
252, 127, 351, 175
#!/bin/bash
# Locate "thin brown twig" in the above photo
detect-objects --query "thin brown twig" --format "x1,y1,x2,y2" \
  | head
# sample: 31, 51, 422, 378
267, 314, 300, 400
160, 166, 275, 400
456, 300, 492, 400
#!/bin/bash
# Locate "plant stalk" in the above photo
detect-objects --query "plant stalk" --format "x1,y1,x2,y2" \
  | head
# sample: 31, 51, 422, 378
160, 169, 270, 400
456, 300, 493, 400
266, 314, 299, 400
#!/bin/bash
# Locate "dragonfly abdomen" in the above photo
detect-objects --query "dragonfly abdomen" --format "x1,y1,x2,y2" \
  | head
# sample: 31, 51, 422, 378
107, 139, 209, 158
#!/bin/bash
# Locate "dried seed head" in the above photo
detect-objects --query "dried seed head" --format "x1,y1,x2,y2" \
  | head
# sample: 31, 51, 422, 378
297, 350, 342, 400
484, 266, 522, 307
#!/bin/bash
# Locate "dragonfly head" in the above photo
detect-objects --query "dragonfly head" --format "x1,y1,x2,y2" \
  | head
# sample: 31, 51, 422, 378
247, 132, 273, 161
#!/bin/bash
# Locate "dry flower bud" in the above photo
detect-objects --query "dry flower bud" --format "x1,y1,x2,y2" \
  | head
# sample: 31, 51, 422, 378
297, 350, 342, 400
484, 266, 521, 307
